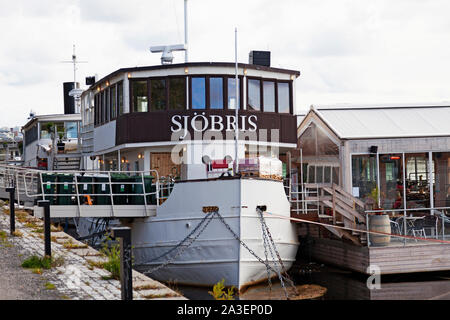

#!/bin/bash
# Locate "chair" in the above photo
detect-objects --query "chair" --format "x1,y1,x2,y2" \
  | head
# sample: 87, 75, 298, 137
390, 219, 401, 235
412, 228, 426, 241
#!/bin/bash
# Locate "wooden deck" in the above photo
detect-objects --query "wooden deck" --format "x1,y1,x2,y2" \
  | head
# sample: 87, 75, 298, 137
307, 237, 450, 275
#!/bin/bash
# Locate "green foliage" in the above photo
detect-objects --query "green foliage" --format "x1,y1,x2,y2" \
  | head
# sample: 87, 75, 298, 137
21, 255, 64, 270
100, 236, 121, 280
22, 255, 52, 269
208, 279, 236, 300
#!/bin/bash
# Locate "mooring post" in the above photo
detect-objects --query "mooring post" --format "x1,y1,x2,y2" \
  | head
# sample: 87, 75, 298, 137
6, 187, 15, 235
111, 227, 133, 300
38, 200, 51, 257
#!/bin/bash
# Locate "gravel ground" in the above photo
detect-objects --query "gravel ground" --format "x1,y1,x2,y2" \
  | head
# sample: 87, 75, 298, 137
0, 234, 63, 300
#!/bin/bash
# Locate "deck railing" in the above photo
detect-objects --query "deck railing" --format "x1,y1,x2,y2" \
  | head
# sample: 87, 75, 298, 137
365, 207, 450, 247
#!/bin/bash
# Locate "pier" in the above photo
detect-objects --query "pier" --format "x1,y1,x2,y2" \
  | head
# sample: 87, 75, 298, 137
0, 200, 186, 300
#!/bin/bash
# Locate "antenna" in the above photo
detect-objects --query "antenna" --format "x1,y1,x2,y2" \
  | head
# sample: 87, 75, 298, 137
60, 44, 88, 86
60, 45, 87, 113
150, 0, 188, 64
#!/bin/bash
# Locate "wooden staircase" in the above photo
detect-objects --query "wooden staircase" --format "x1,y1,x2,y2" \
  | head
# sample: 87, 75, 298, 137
320, 184, 367, 245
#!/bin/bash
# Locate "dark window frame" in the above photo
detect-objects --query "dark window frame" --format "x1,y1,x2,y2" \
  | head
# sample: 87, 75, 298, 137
167, 76, 186, 111
149, 76, 168, 112
130, 78, 150, 113
246, 76, 293, 114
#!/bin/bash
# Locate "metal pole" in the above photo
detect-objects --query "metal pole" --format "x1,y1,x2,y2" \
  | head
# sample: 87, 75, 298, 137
402, 153, 407, 245
111, 227, 133, 300
234, 27, 239, 173
38, 200, 51, 257
6, 187, 15, 235
184, 0, 189, 63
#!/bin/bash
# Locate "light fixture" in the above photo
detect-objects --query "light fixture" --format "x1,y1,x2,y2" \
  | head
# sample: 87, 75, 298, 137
138, 153, 143, 159
184, 67, 189, 74
106, 81, 110, 87
121, 157, 126, 163
127, 73, 132, 79
290, 75, 295, 80
96, 87, 100, 92
243, 68, 248, 75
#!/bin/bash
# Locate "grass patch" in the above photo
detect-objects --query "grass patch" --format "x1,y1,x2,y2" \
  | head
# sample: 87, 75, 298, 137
21, 255, 65, 270
134, 283, 162, 291
12, 230, 23, 237
87, 260, 105, 269
0, 230, 7, 240
100, 237, 121, 280
32, 268, 42, 275
44, 282, 56, 290
63, 239, 88, 249
143, 292, 179, 299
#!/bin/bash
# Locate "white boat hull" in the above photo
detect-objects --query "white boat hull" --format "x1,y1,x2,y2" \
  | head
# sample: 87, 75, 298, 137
129, 177, 299, 291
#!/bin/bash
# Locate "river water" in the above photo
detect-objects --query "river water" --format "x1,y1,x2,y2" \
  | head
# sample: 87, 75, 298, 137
173, 260, 450, 300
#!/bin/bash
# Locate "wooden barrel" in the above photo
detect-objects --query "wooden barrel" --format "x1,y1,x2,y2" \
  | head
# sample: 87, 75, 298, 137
368, 214, 391, 246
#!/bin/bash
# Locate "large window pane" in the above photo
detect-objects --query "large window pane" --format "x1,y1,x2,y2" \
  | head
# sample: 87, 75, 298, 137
263, 81, 275, 112
40, 122, 52, 139
405, 153, 432, 209
434, 152, 450, 208
132, 81, 148, 112
65, 122, 78, 139
150, 79, 166, 111
227, 78, 240, 110
278, 82, 290, 113
118, 82, 124, 115
192, 77, 206, 109
352, 155, 378, 202
169, 78, 185, 111
110, 85, 117, 119
248, 79, 261, 111
379, 154, 403, 210
210, 77, 223, 109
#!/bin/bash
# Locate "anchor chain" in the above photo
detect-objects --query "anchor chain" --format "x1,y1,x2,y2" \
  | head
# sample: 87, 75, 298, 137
144, 211, 216, 275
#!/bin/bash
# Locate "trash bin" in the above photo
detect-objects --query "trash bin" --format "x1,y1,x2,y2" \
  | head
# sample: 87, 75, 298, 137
130, 175, 154, 205
56, 174, 75, 205
41, 173, 57, 205
77, 175, 94, 205
111, 173, 132, 205
94, 175, 111, 205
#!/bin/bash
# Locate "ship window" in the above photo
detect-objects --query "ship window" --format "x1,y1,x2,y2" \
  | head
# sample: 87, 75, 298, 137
110, 85, 117, 119
150, 79, 166, 111
132, 80, 148, 112
263, 81, 275, 112
118, 82, 124, 115
101, 90, 106, 123
210, 77, 223, 109
248, 79, 261, 111
227, 78, 240, 110
40, 123, 52, 140
278, 82, 290, 113
168, 77, 185, 111
65, 122, 78, 139
105, 88, 110, 122
191, 77, 206, 109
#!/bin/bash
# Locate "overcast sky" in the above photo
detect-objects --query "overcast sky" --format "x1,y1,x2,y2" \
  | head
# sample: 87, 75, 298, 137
1, 0, 450, 128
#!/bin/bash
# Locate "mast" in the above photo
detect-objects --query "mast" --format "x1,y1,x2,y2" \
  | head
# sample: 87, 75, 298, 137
234, 28, 239, 173
184, 0, 189, 63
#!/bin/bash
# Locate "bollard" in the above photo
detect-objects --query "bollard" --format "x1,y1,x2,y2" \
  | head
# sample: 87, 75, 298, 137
111, 227, 133, 300
38, 200, 51, 257
5, 187, 15, 235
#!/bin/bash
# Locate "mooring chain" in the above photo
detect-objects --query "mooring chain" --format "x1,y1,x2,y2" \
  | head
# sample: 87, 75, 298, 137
144, 211, 216, 275
257, 209, 289, 299
257, 209, 298, 297
259, 213, 273, 296
213, 211, 294, 296
147, 211, 215, 263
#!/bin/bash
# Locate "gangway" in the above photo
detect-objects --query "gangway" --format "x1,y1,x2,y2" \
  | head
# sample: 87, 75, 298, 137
0, 165, 172, 219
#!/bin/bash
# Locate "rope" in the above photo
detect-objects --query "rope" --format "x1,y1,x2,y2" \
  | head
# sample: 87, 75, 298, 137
265, 212, 450, 245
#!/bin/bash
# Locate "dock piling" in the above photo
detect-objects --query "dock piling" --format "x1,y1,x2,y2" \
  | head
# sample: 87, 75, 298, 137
38, 200, 51, 257
6, 187, 15, 235
111, 227, 132, 300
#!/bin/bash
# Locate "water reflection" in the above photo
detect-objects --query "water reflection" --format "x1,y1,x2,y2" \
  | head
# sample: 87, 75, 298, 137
174, 263, 450, 300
